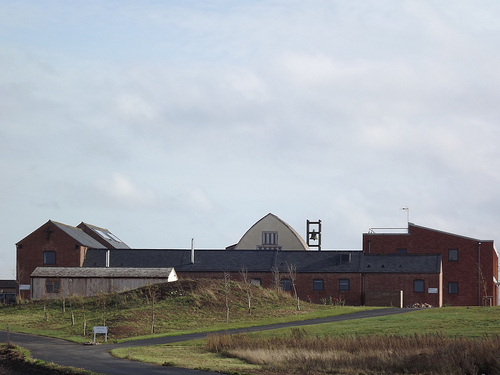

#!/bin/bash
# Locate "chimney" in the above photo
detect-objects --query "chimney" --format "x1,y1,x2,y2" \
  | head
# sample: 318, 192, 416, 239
191, 238, 195, 264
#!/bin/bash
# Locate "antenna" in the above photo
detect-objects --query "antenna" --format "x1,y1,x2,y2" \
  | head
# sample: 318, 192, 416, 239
402, 207, 409, 224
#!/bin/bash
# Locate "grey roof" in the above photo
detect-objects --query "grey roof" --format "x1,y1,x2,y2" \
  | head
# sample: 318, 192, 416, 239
51, 221, 105, 248
31, 267, 175, 278
83, 249, 363, 272
362, 254, 442, 273
79, 222, 131, 249
82, 249, 440, 274
0, 280, 17, 288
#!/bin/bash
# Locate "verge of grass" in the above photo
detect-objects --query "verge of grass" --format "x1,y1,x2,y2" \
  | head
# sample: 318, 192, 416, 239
112, 341, 262, 374
112, 306, 500, 374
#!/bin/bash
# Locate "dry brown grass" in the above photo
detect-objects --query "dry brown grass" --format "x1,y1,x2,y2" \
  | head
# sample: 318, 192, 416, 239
206, 329, 500, 374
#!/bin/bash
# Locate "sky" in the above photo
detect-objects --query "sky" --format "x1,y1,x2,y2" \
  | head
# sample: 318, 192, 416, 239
1, 1, 500, 279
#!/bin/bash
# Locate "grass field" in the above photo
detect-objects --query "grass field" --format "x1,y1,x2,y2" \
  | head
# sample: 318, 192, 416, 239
111, 306, 500, 374
1, 279, 499, 374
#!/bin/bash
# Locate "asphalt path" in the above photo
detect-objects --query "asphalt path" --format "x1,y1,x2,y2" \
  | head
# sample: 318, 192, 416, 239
0, 308, 415, 375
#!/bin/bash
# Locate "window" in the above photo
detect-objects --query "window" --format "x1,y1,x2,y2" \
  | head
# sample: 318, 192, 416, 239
262, 231, 278, 245
258, 232, 281, 250
45, 281, 60, 293
448, 282, 459, 294
313, 279, 324, 291
414, 279, 425, 293
397, 248, 407, 254
43, 251, 56, 265
281, 278, 291, 291
250, 278, 261, 286
448, 249, 458, 262
339, 279, 350, 291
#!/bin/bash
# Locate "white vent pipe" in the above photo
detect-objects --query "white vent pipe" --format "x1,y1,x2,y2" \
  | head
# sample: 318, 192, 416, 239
191, 238, 195, 264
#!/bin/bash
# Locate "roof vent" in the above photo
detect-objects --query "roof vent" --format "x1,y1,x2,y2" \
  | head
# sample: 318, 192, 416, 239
381, 264, 385, 268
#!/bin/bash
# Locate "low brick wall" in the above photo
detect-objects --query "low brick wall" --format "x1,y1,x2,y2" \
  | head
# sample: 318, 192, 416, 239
364, 290, 403, 307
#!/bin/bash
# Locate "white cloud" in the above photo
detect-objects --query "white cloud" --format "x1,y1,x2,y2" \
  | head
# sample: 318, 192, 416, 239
95, 173, 162, 210
1, 1, 500, 278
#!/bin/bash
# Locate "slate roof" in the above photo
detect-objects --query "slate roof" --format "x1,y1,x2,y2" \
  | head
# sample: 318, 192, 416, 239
79, 222, 131, 249
31, 267, 175, 278
83, 249, 363, 272
0, 280, 17, 288
362, 254, 442, 273
51, 221, 105, 248
82, 249, 441, 274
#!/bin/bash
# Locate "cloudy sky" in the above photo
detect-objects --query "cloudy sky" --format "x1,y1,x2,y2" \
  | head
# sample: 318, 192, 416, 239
1, 1, 500, 279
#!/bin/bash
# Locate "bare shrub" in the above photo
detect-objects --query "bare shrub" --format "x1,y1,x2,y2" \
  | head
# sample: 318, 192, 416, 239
206, 331, 500, 374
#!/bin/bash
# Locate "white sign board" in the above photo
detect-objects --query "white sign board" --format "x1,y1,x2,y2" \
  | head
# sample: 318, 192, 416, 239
428, 288, 438, 294
93, 326, 108, 343
19, 285, 30, 290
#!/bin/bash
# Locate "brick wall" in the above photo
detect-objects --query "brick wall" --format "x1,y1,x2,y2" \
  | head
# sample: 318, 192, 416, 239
179, 271, 363, 305
16, 221, 84, 299
363, 224, 498, 306
363, 272, 442, 307
178, 270, 438, 306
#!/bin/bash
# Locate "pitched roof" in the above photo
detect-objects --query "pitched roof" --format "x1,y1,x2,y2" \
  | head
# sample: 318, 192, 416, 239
50, 221, 105, 248
78, 222, 131, 249
234, 213, 310, 250
0, 280, 17, 288
83, 249, 441, 274
362, 254, 442, 273
409, 223, 493, 243
31, 267, 176, 278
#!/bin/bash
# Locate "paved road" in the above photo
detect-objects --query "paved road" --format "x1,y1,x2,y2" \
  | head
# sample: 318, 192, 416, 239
0, 308, 414, 375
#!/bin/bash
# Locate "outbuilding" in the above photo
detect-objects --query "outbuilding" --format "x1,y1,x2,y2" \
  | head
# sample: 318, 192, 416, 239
30, 267, 177, 300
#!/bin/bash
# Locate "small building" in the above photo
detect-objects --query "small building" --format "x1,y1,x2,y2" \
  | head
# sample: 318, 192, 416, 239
30, 267, 177, 300
16, 220, 129, 300
0, 280, 17, 304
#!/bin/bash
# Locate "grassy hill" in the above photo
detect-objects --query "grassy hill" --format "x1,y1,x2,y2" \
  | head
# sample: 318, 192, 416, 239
0, 278, 372, 343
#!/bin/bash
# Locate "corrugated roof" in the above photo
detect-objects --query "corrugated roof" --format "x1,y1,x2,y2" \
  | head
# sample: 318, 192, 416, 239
51, 221, 105, 248
31, 267, 175, 278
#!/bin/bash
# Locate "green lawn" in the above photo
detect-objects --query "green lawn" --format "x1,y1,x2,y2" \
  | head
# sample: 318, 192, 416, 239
112, 306, 500, 374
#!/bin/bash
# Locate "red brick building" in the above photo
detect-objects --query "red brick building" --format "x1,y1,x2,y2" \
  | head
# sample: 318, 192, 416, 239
16, 220, 129, 300
16, 216, 498, 307
363, 223, 498, 306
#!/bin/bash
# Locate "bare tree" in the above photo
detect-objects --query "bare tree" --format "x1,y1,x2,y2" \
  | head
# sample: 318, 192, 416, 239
240, 266, 252, 315
96, 292, 108, 326
15, 263, 25, 303
147, 284, 160, 334
286, 262, 300, 311
223, 271, 231, 323
272, 266, 280, 291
